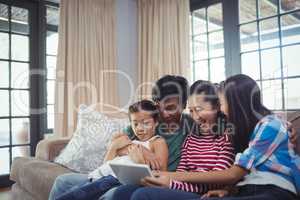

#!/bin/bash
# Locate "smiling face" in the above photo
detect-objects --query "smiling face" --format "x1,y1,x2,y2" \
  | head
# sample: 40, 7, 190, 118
188, 94, 218, 135
158, 96, 183, 125
130, 111, 158, 141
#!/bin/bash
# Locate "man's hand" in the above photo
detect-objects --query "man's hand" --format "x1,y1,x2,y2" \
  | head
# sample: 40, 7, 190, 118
109, 134, 131, 151
140, 146, 161, 170
128, 145, 145, 164
140, 174, 171, 188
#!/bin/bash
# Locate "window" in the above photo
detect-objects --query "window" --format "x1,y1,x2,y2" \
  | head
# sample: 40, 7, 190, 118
0, 1, 37, 186
45, 3, 59, 133
239, 0, 300, 110
190, 3, 226, 83
190, 0, 300, 110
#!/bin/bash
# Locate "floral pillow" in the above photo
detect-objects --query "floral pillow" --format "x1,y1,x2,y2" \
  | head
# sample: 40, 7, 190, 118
54, 105, 129, 173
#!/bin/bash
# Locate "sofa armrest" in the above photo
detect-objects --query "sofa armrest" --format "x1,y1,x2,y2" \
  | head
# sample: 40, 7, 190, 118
35, 137, 71, 162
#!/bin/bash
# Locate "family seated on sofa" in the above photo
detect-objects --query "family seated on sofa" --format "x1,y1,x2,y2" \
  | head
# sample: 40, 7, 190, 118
49, 75, 300, 200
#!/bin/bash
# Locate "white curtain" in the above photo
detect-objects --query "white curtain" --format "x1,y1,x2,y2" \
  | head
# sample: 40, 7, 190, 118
54, 0, 119, 137
137, 0, 190, 98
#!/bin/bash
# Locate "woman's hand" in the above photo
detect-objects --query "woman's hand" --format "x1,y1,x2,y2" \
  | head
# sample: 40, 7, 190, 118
109, 134, 132, 151
128, 145, 145, 164
140, 173, 171, 188
201, 189, 229, 198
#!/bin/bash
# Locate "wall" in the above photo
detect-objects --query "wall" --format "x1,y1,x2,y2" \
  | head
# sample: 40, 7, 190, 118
116, 0, 138, 109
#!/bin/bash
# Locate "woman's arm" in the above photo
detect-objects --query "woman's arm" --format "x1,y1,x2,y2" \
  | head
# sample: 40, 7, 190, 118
143, 165, 248, 187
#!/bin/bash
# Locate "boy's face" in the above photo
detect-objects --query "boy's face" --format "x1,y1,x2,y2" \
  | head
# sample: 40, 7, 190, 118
130, 111, 158, 141
158, 96, 183, 125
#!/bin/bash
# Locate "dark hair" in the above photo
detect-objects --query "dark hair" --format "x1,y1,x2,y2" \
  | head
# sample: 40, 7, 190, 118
190, 80, 220, 109
190, 80, 226, 135
128, 100, 159, 121
152, 75, 189, 108
220, 74, 271, 153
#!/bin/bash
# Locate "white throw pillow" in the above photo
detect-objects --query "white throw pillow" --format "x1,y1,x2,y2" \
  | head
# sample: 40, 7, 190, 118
54, 104, 129, 173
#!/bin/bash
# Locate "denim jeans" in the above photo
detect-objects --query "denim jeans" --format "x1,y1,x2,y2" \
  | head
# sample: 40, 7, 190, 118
48, 173, 119, 200
199, 185, 298, 200
110, 185, 201, 200
55, 175, 121, 200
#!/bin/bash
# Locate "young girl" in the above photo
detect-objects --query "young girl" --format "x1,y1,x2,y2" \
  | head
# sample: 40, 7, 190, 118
55, 100, 168, 200
141, 74, 300, 200
108, 80, 236, 200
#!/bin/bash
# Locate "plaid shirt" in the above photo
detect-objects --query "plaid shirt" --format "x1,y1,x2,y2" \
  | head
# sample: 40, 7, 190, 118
234, 114, 300, 194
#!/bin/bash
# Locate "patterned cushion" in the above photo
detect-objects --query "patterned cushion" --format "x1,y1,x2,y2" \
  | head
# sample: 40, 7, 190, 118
54, 105, 129, 173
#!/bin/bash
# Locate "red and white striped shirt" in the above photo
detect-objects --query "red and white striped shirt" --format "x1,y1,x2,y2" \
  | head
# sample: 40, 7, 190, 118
170, 133, 235, 194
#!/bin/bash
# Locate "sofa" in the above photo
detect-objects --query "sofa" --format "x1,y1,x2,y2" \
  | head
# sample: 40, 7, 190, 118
9, 111, 300, 200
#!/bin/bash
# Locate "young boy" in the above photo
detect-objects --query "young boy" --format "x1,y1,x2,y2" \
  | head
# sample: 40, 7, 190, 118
54, 100, 168, 200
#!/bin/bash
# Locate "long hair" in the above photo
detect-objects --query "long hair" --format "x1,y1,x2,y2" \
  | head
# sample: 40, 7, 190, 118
220, 74, 271, 153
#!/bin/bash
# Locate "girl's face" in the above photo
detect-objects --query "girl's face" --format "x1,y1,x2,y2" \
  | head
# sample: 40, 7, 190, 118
188, 94, 218, 135
130, 111, 158, 141
219, 92, 229, 117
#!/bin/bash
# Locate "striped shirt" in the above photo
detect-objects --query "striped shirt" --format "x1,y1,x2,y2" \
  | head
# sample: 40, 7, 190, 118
170, 133, 235, 194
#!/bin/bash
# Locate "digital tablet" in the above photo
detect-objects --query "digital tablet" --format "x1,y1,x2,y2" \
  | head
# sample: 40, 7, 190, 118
109, 162, 153, 185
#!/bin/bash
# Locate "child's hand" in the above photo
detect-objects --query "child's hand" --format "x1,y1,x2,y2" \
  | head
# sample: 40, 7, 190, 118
109, 135, 131, 151
201, 189, 229, 198
112, 132, 126, 140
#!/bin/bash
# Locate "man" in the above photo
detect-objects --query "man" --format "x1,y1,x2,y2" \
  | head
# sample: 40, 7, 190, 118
49, 75, 197, 200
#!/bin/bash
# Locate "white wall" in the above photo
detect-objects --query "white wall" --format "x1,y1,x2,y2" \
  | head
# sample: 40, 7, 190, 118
116, 0, 138, 108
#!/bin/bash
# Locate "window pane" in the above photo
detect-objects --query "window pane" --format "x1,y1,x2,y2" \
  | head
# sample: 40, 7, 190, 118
241, 52, 260, 80
194, 34, 208, 60
11, 6, 29, 34
12, 118, 29, 145
0, 90, 9, 117
284, 78, 300, 109
207, 3, 223, 32
281, 12, 300, 45
0, 61, 9, 88
193, 9, 206, 34
262, 79, 283, 110
210, 57, 225, 83
282, 45, 300, 77
260, 17, 279, 48
0, 119, 9, 146
11, 62, 29, 89
280, 0, 300, 13
261, 48, 281, 79
0, 4, 9, 32
11, 90, 29, 116
0, 148, 9, 175
258, 0, 277, 18
47, 6, 59, 26
47, 80, 55, 104
47, 56, 57, 79
209, 30, 224, 57
194, 60, 209, 81
47, 31, 59, 55
11, 34, 29, 61
0, 32, 9, 59
239, 0, 257, 24
47, 113, 54, 130
12, 146, 30, 159
240, 22, 259, 52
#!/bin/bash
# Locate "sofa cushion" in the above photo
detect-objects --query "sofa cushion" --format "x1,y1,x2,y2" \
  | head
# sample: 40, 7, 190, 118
11, 157, 71, 200
54, 104, 129, 173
